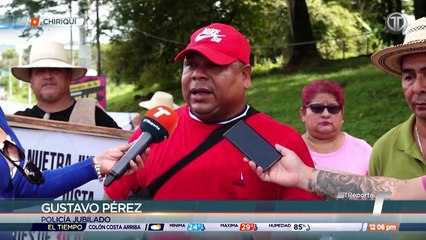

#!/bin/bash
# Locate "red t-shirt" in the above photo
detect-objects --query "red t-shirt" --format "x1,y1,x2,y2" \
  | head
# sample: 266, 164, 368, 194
105, 106, 322, 200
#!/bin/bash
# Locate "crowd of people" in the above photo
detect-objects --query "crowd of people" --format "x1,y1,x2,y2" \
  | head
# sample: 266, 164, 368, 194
1, 17, 426, 207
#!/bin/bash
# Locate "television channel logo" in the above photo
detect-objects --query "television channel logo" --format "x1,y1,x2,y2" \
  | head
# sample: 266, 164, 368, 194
30, 17, 84, 27
385, 12, 408, 34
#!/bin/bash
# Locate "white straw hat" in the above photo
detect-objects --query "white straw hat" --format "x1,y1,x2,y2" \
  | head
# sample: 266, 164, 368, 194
371, 17, 426, 77
139, 91, 179, 110
11, 40, 87, 82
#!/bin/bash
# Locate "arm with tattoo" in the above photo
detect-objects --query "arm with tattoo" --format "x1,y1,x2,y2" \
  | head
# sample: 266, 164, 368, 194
246, 144, 426, 200
307, 170, 404, 199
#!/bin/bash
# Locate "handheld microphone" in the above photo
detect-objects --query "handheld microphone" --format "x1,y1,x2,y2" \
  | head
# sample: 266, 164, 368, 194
103, 105, 178, 187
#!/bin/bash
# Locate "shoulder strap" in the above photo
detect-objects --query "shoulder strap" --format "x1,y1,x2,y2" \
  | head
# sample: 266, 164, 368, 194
69, 98, 98, 125
131, 107, 259, 199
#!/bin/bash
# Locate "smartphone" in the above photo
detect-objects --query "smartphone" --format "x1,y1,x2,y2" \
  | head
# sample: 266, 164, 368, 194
223, 120, 282, 171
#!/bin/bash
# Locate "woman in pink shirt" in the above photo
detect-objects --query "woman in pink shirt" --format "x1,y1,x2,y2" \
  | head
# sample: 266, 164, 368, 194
300, 80, 371, 175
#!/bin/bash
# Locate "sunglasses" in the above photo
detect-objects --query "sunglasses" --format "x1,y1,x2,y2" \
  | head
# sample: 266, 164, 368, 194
306, 104, 342, 114
0, 128, 44, 185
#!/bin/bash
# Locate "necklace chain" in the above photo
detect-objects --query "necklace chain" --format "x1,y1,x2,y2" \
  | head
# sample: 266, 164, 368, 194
415, 125, 424, 157
43, 112, 50, 120
303, 133, 343, 153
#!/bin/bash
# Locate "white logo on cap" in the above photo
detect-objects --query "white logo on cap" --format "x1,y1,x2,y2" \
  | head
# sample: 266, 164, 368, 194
195, 28, 225, 43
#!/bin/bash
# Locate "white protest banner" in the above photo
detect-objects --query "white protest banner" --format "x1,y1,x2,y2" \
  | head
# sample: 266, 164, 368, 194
6, 114, 133, 200
0, 100, 141, 131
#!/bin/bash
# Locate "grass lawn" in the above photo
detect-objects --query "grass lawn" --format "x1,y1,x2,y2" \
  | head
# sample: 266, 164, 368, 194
107, 55, 411, 145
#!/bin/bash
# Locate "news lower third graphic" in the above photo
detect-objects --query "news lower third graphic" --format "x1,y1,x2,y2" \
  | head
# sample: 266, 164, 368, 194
1, 220, 426, 232
0, 15, 83, 29
0, 200, 425, 237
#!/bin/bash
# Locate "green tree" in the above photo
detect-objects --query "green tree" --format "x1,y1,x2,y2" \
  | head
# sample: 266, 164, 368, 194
286, 0, 322, 68
326, 0, 412, 48
5, 0, 403, 93
308, 0, 367, 59
0, 49, 19, 69
102, 0, 284, 91
2, 0, 70, 38
3, 0, 96, 68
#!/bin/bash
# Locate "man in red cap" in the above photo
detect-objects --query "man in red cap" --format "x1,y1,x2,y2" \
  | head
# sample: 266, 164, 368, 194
104, 23, 322, 200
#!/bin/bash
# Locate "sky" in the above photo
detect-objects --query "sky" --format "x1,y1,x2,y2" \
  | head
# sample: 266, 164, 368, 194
0, 25, 78, 49
0, 1, 71, 48
0, 0, 112, 75
0, 0, 109, 51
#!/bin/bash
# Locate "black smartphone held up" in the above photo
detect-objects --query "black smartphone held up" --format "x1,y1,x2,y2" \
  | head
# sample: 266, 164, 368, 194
224, 120, 282, 171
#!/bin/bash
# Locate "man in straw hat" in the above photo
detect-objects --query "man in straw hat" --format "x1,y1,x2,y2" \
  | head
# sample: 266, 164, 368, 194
370, 17, 426, 179
104, 23, 322, 200
11, 40, 120, 128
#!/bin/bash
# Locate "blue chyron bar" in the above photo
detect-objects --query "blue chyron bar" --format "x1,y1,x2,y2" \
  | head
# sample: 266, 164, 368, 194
0, 200, 425, 239
399, 223, 426, 231
0, 15, 29, 29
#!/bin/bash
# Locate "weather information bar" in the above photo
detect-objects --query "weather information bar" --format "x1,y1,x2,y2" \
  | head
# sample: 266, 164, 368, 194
1, 222, 426, 232
0, 222, 365, 232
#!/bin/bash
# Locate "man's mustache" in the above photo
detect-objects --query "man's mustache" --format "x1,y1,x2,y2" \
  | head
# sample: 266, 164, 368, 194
412, 94, 426, 103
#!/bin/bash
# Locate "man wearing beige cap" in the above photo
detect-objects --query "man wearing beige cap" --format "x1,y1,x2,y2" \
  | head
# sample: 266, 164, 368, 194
133, 91, 179, 129
369, 17, 426, 179
138, 91, 179, 110
105, 23, 322, 200
11, 40, 120, 128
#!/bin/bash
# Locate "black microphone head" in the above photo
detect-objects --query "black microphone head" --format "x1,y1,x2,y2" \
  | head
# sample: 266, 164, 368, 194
140, 106, 178, 143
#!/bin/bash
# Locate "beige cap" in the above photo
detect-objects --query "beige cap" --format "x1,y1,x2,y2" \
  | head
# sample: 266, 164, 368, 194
139, 91, 179, 110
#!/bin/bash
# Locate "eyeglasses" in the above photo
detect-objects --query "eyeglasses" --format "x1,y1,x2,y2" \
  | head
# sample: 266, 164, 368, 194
306, 104, 342, 114
0, 128, 44, 185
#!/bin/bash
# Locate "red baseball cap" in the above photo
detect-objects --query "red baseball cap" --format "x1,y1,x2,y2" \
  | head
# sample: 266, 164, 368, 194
175, 23, 251, 65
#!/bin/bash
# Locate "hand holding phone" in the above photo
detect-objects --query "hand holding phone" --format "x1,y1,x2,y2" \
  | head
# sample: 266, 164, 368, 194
224, 120, 281, 171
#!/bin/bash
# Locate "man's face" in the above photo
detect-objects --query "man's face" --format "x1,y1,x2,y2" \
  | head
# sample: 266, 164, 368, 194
401, 53, 426, 118
181, 52, 251, 122
30, 68, 72, 103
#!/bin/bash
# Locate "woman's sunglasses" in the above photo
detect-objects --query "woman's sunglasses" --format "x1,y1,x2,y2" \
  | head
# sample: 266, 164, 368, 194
0, 128, 44, 185
306, 104, 342, 114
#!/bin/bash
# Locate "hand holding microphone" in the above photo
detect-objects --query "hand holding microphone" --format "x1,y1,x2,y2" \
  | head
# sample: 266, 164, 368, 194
103, 106, 178, 187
